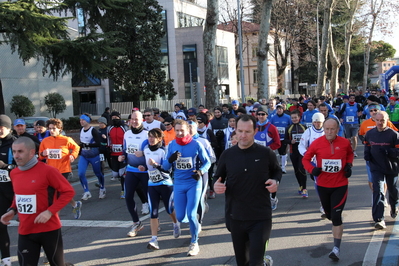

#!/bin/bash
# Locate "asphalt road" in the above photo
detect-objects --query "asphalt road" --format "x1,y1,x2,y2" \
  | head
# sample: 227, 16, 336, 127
4, 145, 399, 266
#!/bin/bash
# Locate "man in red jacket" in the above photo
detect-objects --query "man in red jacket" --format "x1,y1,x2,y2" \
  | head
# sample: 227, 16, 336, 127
1, 137, 74, 266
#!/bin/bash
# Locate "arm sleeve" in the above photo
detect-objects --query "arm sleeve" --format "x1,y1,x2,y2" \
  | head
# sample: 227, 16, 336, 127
214, 151, 228, 182
68, 137, 80, 159
364, 133, 371, 161
302, 143, 317, 174
88, 128, 102, 147
298, 129, 310, 156
197, 142, 211, 173
268, 148, 282, 182
269, 126, 281, 150
46, 168, 75, 214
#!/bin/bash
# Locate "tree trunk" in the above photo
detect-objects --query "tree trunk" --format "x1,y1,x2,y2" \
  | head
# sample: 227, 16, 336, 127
203, 0, 219, 110
317, 0, 334, 96
257, 0, 274, 100
0, 80, 4, 114
328, 24, 342, 97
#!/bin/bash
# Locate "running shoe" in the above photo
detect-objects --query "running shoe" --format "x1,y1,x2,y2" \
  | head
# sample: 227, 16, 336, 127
72, 201, 82, 219
282, 168, 287, 174
391, 207, 398, 219
173, 222, 181, 238
205, 202, 209, 213
187, 243, 200, 256
120, 191, 125, 199
94, 182, 101, 188
0, 257, 11, 266
147, 238, 159, 250
127, 221, 144, 237
208, 190, 216, 199
141, 203, 149, 215
99, 188, 106, 199
263, 255, 273, 266
375, 220, 386, 229
298, 187, 303, 195
301, 189, 308, 198
320, 206, 327, 219
81, 192, 92, 201
270, 196, 278, 211
328, 246, 340, 261
110, 176, 117, 181
353, 151, 358, 157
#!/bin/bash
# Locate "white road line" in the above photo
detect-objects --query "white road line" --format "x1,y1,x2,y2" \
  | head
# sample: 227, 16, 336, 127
362, 230, 385, 266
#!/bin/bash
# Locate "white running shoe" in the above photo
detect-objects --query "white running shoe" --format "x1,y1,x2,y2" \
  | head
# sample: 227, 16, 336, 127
99, 188, 106, 199
263, 255, 273, 266
72, 201, 82, 219
81, 192, 92, 201
120, 191, 125, 199
375, 220, 386, 229
141, 203, 149, 215
173, 222, 181, 238
147, 238, 159, 250
127, 221, 144, 237
187, 243, 200, 256
328, 246, 340, 261
270, 196, 278, 211
0, 257, 11, 266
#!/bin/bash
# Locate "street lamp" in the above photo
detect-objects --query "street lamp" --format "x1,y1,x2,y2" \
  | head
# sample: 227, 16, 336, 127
237, 0, 245, 103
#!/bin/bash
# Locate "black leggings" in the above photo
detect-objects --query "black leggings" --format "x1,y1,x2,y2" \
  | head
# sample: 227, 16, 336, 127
230, 218, 272, 266
148, 185, 174, 218
18, 229, 64, 266
317, 185, 348, 226
277, 143, 288, 156
290, 152, 307, 189
0, 183, 14, 259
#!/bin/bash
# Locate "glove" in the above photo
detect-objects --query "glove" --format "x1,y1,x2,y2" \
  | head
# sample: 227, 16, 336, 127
0, 160, 7, 169
168, 151, 181, 163
311, 167, 322, 177
343, 163, 352, 178
80, 143, 87, 148
192, 170, 202, 181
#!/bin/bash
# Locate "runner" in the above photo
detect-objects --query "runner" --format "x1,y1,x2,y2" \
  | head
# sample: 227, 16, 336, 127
39, 118, 82, 218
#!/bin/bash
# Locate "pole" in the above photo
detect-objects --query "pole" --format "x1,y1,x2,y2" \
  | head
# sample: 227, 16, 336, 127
237, 0, 245, 103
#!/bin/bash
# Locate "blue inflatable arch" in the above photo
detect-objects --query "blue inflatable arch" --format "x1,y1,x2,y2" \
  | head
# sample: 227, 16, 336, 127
380, 65, 399, 92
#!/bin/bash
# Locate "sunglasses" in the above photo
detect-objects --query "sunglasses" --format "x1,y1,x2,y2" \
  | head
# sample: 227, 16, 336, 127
257, 113, 267, 116
164, 123, 171, 126
250, 110, 256, 113
198, 121, 204, 124
143, 114, 152, 117
369, 109, 378, 112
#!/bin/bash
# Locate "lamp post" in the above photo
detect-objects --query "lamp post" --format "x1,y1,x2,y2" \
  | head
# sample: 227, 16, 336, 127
237, 0, 245, 103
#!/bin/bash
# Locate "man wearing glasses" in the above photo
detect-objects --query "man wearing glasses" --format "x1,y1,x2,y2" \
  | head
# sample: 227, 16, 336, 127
163, 117, 175, 147
363, 95, 386, 119
142, 108, 166, 131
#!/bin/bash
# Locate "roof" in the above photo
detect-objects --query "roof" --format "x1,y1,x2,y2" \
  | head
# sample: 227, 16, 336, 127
217, 21, 260, 34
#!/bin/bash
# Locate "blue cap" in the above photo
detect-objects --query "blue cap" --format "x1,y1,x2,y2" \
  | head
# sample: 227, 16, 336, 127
13, 119, 25, 126
232, 100, 239, 105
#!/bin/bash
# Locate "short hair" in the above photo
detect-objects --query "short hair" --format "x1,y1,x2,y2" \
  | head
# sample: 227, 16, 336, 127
290, 110, 301, 117
319, 103, 328, 109
143, 108, 154, 115
82, 113, 92, 121
222, 104, 229, 108
152, 108, 160, 114
236, 114, 257, 130
148, 128, 164, 139
46, 118, 63, 130
307, 100, 317, 107
13, 136, 36, 151
174, 119, 189, 128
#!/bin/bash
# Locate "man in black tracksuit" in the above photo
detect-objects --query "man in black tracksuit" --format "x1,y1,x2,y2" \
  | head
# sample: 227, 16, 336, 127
214, 115, 282, 266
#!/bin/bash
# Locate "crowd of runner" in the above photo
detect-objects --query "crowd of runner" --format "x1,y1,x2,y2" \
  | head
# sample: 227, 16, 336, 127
0, 87, 398, 265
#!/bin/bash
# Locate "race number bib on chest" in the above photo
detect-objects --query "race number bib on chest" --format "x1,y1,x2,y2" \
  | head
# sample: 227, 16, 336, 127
48, 149, 62, 159
148, 169, 163, 183
292, 134, 302, 143
277, 127, 285, 135
16, 194, 37, 214
322, 159, 342, 173
254, 139, 266, 146
0, 170, 10, 182
126, 144, 139, 154
346, 116, 354, 123
306, 123, 312, 128
112, 144, 123, 153
176, 157, 193, 170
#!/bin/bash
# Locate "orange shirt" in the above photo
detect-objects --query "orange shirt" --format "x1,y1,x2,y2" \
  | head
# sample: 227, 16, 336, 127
164, 128, 176, 146
359, 118, 398, 136
39, 135, 80, 174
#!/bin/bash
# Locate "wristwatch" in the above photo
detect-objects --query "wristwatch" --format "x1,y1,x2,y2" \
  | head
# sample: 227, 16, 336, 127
7, 165, 15, 170
6, 207, 17, 215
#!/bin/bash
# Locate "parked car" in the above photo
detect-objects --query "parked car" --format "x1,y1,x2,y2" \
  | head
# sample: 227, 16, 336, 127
22, 116, 50, 135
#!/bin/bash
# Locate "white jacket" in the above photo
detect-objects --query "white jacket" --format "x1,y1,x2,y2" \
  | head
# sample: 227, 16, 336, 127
298, 126, 325, 156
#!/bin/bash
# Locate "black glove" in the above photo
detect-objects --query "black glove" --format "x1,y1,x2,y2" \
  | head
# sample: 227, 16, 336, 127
168, 151, 181, 163
343, 163, 352, 178
191, 170, 202, 181
311, 167, 322, 177
0, 160, 7, 169
80, 143, 87, 148
310, 174, 315, 181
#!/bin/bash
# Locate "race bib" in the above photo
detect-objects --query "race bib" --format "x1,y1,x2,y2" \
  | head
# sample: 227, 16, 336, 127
277, 127, 285, 135
346, 116, 354, 123
16, 194, 37, 214
48, 149, 62, 159
292, 134, 302, 143
0, 170, 10, 182
126, 144, 139, 154
306, 123, 312, 128
149, 169, 163, 183
254, 139, 266, 146
227, 141, 232, 148
112, 144, 123, 153
176, 157, 193, 170
99, 154, 105, 161
322, 159, 342, 173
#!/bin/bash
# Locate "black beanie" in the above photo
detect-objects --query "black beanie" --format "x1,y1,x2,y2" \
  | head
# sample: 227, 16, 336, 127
0, 115, 12, 129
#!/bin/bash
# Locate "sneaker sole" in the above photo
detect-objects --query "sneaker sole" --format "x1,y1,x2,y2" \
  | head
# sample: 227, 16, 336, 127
127, 225, 144, 237
329, 252, 339, 261
147, 243, 159, 250
375, 224, 386, 230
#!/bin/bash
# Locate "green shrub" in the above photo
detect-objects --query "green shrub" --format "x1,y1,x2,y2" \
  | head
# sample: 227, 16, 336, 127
10, 95, 35, 117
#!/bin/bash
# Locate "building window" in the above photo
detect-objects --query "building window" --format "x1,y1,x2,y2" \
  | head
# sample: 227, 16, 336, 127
217, 46, 229, 82
253, 69, 258, 85
177, 12, 204, 28
269, 68, 277, 84
183, 44, 198, 99
252, 45, 258, 59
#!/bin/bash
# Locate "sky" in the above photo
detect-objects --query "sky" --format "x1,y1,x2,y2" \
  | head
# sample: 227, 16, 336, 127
373, 23, 399, 58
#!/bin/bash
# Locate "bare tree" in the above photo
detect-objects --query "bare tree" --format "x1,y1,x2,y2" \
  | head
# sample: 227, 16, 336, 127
203, 0, 219, 109
256, 0, 274, 100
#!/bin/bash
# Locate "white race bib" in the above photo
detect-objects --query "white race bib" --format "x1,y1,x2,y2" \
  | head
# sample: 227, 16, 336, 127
254, 139, 266, 146
0, 170, 10, 182
227, 141, 232, 148
176, 157, 193, 170
322, 159, 342, 173
149, 169, 163, 183
306, 123, 312, 128
346, 116, 354, 123
99, 154, 105, 161
126, 144, 139, 154
292, 134, 302, 143
277, 127, 285, 135
16, 194, 37, 214
48, 149, 62, 159
112, 144, 123, 153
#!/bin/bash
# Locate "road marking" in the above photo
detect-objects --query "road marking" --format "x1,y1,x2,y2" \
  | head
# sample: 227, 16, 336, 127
362, 230, 385, 266
381, 216, 399, 266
